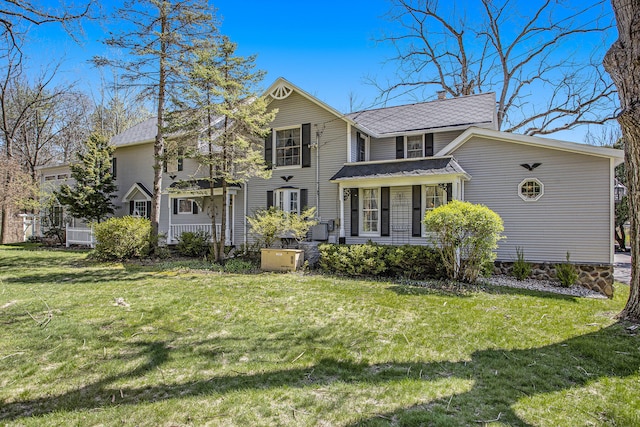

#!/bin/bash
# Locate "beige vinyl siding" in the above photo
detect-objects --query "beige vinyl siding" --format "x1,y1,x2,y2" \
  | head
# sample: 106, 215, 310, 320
450, 136, 612, 264
369, 136, 396, 161
434, 130, 464, 154
113, 144, 155, 216
245, 91, 347, 242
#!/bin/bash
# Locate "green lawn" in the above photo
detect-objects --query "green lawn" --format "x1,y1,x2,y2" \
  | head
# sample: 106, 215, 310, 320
0, 244, 638, 426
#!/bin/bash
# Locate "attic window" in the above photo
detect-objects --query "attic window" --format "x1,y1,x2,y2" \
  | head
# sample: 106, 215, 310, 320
519, 178, 543, 201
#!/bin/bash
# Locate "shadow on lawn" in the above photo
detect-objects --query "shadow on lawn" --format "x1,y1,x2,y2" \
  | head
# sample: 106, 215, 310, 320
1, 324, 638, 425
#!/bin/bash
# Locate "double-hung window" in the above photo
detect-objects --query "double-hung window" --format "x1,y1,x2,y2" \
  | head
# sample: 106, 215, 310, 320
275, 188, 299, 214
361, 188, 379, 235
133, 200, 148, 218
178, 199, 194, 214
424, 185, 447, 211
406, 135, 424, 158
275, 127, 301, 167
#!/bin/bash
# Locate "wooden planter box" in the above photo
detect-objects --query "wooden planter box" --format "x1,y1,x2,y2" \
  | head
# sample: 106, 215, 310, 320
260, 248, 304, 272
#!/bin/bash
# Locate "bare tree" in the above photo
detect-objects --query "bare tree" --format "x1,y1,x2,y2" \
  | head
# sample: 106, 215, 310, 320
375, 0, 618, 135
94, 0, 218, 252
603, 0, 640, 322
0, 0, 93, 53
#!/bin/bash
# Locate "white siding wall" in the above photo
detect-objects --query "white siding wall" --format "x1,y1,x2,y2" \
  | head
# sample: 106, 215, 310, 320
113, 144, 155, 215
451, 137, 613, 264
245, 91, 348, 243
434, 130, 464, 153
369, 136, 396, 161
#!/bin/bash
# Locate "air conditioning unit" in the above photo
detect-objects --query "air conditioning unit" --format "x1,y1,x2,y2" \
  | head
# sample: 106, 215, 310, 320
311, 223, 329, 241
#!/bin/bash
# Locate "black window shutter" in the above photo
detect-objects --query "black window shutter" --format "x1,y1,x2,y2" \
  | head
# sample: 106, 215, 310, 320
129, 200, 134, 215
193, 201, 198, 214
300, 188, 308, 211
381, 187, 390, 236
173, 198, 178, 215
396, 136, 404, 159
412, 185, 422, 237
267, 190, 274, 208
302, 123, 311, 168
446, 183, 453, 202
350, 189, 359, 236
425, 133, 434, 156
146, 201, 151, 219
163, 160, 167, 173
112, 158, 117, 178
177, 152, 184, 171
264, 129, 273, 170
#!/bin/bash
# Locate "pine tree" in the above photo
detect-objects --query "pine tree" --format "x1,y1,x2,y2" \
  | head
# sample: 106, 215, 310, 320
55, 133, 117, 224
169, 36, 275, 262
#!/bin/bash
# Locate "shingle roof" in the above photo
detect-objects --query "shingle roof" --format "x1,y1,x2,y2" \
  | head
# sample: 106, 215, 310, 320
110, 117, 157, 146
168, 179, 241, 191
346, 92, 496, 135
330, 157, 468, 181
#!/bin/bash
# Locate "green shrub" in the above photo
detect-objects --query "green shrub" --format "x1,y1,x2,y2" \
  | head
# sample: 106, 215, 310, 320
319, 243, 387, 276
385, 245, 445, 280
555, 252, 578, 287
512, 247, 532, 281
223, 258, 256, 274
423, 200, 504, 283
93, 216, 151, 261
176, 230, 210, 257
247, 206, 318, 248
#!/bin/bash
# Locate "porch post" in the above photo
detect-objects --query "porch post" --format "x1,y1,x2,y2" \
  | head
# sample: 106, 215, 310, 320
225, 192, 231, 246
339, 183, 345, 239
167, 195, 172, 243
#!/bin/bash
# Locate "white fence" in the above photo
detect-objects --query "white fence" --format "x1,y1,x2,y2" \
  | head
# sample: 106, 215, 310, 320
66, 225, 95, 248
170, 223, 224, 244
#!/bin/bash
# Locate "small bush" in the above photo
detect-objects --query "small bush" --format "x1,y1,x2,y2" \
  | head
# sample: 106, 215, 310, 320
555, 252, 578, 287
385, 245, 445, 280
93, 216, 151, 261
176, 230, 210, 257
512, 247, 532, 281
319, 243, 387, 276
223, 258, 256, 274
423, 200, 504, 283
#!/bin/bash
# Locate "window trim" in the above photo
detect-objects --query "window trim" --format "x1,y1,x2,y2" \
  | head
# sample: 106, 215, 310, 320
421, 184, 448, 237
275, 188, 300, 214
359, 187, 380, 237
177, 198, 194, 214
274, 125, 302, 168
405, 134, 425, 158
518, 178, 544, 201
133, 200, 148, 218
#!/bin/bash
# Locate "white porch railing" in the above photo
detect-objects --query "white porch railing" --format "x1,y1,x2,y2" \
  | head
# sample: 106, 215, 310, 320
170, 223, 225, 244
66, 225, 95, 248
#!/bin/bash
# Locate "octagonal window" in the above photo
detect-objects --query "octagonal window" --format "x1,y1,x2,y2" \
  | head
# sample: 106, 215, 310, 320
519, 178, 543, 201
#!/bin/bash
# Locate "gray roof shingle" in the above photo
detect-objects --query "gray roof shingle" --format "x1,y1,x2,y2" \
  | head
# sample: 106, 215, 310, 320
346, 92, 496, 135
330, 157, 468, 181
110, 117, 158, 146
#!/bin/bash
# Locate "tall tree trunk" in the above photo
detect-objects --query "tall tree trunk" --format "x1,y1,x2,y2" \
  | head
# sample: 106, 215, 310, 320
150, 4, 168, 254
604, 0, 640, 322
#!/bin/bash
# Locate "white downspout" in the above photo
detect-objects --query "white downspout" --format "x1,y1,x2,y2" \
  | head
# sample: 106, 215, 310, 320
339, 183, 345, 239
225, 191, 231, 246
243, 182, 248, 249
167, 194, 172, 243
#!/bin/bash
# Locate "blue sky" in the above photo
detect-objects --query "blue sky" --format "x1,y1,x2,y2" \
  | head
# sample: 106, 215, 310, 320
21, 0, 617, 143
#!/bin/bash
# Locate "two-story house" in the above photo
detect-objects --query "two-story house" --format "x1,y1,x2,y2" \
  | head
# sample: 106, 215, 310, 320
39, 77, 623, 278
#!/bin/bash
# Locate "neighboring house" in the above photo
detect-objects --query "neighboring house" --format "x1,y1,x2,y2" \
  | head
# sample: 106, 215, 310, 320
38, 77, 623, 273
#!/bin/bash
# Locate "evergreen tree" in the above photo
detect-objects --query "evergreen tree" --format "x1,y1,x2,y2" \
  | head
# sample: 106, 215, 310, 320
169, 36, 275, 262
55, 133, 117, 223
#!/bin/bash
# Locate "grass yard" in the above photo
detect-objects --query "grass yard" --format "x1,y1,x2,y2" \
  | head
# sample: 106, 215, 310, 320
0, 244, 639, 426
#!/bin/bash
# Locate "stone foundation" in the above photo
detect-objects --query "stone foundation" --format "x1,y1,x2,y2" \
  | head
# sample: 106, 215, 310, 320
494, 261, 614, 298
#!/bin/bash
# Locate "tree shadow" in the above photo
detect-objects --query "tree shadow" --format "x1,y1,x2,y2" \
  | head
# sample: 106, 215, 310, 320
1, 323, 637, 424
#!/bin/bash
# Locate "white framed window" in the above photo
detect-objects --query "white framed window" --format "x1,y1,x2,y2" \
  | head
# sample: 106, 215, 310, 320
356, 132, 368, 162
44, 175, 56, 181
519, 178, 544, 201
424, 185, 447, 211
275, 188, 300, 214
360, 188, 379, 235
275, 127, 301, 167
406, 135, 424, 158
178, 198, 194, 214
133, 200, 148, 218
